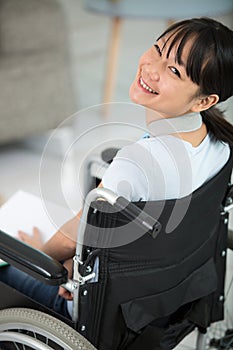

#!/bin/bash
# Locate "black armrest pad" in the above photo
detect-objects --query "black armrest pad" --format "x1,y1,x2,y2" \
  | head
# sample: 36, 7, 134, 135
0, 230, 68, 285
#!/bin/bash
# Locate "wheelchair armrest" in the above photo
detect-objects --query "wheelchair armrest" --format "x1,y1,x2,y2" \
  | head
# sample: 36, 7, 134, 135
0, 230, 68, 286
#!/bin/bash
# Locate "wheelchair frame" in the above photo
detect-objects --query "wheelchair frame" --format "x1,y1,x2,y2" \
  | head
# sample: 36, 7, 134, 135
0, 149, 233, 350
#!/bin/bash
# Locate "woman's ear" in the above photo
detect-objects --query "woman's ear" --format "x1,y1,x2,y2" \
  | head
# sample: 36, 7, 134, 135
191, 94, 219, 112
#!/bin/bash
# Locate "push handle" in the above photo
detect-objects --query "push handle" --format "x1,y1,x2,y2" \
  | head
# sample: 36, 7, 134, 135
115, 197, 162, 238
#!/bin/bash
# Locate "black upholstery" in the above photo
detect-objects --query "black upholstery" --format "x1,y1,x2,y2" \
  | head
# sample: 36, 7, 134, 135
77, 149, 233, 350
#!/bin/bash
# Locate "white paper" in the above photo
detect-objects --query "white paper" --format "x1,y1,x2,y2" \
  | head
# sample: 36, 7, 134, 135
0, 190, 73, 266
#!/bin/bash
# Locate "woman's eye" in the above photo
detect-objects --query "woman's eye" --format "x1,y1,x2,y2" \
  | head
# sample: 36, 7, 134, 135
170, 66, 181, 78
154, 44, 162, 56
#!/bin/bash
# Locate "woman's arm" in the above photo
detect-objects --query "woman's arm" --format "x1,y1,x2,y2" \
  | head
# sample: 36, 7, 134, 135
42, 210, 82, 261
18, 183, 104, 260
18, 209, 82, 261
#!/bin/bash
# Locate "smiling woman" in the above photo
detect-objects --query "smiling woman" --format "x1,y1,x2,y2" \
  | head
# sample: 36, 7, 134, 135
104, 17, 233, 201
130, 33, 208, 117
129, 18, 233, 143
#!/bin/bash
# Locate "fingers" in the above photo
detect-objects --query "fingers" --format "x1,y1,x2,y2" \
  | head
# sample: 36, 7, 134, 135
18, 230, 29, 242
17, 227, 43, 250
33, 226, 41, 238
58, 286, 73, 300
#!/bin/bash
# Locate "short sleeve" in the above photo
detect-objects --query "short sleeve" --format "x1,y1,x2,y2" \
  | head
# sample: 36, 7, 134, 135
102, 144, 151, 201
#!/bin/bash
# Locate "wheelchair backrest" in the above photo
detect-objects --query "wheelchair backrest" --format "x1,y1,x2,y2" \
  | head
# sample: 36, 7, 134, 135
78, 149, 233, 350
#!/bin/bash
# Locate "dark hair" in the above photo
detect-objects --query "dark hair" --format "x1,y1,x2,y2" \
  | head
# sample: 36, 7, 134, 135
158, 17, 233, 146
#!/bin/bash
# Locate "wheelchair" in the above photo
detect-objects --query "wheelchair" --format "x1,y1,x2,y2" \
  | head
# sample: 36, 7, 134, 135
0, 147, 233, 350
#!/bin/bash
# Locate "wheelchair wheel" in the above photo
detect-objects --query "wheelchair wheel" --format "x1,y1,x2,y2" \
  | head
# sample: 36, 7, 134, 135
0, 308, 96, 350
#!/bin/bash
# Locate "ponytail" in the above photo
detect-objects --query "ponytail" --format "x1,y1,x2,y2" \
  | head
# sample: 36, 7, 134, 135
201, 108, 233, 147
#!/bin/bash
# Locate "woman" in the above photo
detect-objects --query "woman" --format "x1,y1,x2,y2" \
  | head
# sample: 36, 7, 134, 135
1, 17, 233, 318
102, 17, 233, 202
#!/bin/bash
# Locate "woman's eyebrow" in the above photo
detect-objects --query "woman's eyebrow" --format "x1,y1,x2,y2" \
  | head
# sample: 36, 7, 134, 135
157, 36, 186, 68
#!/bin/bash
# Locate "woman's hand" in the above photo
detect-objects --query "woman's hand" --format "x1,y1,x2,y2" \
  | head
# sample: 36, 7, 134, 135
18, 227, 43, 250
58, 286, 73, 301
58, 258, 74, 300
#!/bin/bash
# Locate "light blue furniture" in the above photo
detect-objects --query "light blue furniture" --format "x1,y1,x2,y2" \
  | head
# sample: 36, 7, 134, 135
85, 0, 233, 19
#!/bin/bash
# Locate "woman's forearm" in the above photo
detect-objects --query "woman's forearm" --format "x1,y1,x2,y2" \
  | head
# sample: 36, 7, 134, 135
42, 210, 82, 261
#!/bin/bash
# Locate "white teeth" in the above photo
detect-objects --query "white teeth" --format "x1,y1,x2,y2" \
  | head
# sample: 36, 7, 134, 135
139, 77, 158, 94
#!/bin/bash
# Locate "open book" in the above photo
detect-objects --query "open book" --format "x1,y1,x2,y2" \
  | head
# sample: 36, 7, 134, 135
0, 190, 73, 266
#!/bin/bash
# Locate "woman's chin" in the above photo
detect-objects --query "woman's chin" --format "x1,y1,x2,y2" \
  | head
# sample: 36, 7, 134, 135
129, 87, 141, 104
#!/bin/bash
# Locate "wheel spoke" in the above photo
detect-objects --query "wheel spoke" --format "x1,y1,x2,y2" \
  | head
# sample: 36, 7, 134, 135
0, 331, 53, 350
14, 342, 22, 350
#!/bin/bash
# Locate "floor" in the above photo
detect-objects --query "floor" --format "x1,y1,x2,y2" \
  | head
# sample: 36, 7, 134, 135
0, 1, 233, 349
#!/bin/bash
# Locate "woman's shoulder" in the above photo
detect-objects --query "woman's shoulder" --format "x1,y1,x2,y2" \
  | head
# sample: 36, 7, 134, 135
115, 134, 192, 160
191, 133, 230, 156
114, 136, 166, 160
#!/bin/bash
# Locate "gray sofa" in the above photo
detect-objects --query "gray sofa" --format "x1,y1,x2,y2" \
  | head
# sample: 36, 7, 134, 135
0, 0, 76, 144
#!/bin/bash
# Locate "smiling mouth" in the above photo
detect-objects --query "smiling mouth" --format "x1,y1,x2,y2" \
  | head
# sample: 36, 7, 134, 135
139, 77, 158, 94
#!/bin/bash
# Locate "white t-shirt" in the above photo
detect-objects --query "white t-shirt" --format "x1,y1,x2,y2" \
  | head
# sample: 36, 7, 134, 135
102, 133, 230, 201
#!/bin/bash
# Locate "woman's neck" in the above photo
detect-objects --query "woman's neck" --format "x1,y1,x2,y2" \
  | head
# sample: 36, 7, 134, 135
146, 109, 207, 147
173, 122, 208, 147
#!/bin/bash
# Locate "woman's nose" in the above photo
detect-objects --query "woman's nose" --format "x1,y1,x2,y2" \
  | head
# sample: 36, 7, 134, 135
150, 69, 160, 81
144, 65, 160, 81
140, 48, 161, 81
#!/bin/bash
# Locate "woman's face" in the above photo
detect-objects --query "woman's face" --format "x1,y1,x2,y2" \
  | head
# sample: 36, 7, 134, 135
129, 36, 202, 118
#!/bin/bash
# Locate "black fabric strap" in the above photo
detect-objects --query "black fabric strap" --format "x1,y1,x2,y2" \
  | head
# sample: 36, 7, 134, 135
126, 325, 164, 350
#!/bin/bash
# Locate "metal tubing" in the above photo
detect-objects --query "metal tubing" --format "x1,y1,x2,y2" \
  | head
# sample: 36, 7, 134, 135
0, 331, 52, 350
72, 188, 119, 322
195, 331, 206, 350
